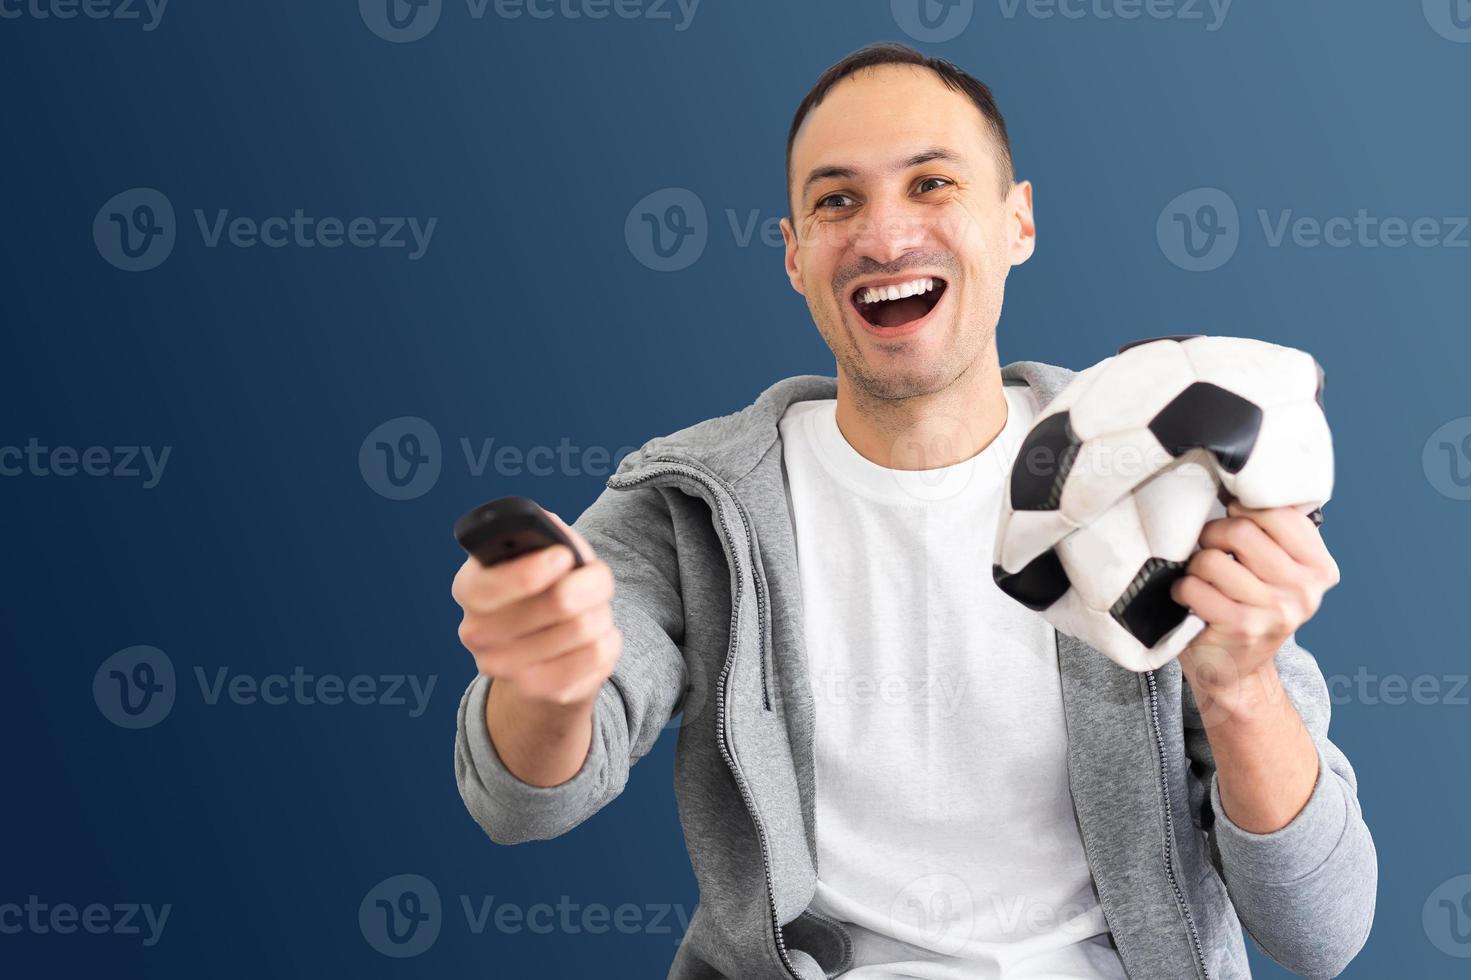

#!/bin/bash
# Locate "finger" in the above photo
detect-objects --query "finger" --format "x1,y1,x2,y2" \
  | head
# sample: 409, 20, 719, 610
1198, 514, 1302, 588
545, 509, 596, 566
468, 604, 615, 677
1171, 572, 1245, 628
1184, 547, 1276, 608
490, 559, 616, 640
1227, 501, 1336, 578
452, 545, 577, 615
509, 628, 623, 706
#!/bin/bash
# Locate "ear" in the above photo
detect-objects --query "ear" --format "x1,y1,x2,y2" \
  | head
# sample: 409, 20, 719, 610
1007, 180, 1036, 267
781, 217, 806, 296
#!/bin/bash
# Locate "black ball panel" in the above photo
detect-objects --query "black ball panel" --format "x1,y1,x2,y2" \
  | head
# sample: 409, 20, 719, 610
1110, 556, 1190, 648
1148, 381, 1263, 475
1011, 410, 1080, 511
993, 553, 1070, 611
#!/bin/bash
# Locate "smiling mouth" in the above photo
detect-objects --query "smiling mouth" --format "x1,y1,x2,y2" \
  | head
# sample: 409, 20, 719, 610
852, 276, 948, 329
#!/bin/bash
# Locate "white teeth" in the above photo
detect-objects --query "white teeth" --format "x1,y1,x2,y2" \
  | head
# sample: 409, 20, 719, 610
857, 277, 936, 305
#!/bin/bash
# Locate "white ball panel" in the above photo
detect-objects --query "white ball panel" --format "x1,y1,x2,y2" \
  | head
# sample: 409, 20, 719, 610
1039, 355, 1116, 420
1222, 401, 1335, 508
1069, 341, 1197, 442
1132, 454, 1222, 561
1055, 499, 1151, 613
1058, 428, 1173, 528
1180, 336, 1319, 409
996, 507, 1078, 573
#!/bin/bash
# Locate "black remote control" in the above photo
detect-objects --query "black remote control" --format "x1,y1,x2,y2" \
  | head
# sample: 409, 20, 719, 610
454, 496, 585, 569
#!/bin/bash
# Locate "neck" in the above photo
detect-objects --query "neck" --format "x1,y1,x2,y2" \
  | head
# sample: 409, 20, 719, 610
833, 346, 1008, 471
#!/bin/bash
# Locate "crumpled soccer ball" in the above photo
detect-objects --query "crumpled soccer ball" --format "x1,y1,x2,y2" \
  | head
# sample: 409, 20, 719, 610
992, 335, 1333, 672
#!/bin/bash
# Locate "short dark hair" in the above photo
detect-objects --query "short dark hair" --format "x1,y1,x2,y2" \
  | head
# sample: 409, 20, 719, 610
785, 42, 1015, 216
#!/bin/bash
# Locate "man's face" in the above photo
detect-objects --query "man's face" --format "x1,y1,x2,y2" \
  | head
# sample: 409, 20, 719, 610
782, 65, 1035, 401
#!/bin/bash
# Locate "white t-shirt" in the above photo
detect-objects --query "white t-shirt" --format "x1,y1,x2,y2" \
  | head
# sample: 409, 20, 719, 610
778, 383, 1127, 979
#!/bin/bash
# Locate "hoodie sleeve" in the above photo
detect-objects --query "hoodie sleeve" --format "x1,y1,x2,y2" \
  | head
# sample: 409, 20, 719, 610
453, 474, 688, 845
1183, 632, 1378, 979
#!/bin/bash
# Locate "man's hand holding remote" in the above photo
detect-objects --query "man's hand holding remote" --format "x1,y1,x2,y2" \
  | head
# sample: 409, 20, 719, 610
452, 510, 622, 787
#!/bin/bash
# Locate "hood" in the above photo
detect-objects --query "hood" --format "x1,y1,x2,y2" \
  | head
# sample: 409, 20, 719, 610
608, 359, 1083, 488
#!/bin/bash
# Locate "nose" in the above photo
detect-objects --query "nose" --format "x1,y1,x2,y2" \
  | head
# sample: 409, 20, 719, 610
849, 192, 931, 266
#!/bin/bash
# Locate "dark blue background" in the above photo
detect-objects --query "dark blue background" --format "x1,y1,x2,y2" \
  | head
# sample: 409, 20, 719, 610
3, 1, 1468, 975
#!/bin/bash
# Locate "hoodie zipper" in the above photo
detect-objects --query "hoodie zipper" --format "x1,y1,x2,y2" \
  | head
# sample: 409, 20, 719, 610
1145, 667, 1210, 980
608, 458, 801, 980
684, 456, 775, 712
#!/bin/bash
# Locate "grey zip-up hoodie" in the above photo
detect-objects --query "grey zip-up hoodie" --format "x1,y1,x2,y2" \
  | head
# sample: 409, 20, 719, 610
454, 359, 1377, 979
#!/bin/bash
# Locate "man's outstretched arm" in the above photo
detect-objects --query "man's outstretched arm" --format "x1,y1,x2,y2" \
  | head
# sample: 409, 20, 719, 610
452, 477, 688, 844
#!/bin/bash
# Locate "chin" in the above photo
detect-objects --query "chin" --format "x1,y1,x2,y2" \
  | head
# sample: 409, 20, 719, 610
844, 358, 956, 402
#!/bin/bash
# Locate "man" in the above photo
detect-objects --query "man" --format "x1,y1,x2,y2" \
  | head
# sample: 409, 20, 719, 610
451, 42, 1376, 979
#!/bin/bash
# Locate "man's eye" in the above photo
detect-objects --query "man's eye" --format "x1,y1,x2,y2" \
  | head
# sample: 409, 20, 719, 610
816, 193, 855, 211
917, 177, 952, 194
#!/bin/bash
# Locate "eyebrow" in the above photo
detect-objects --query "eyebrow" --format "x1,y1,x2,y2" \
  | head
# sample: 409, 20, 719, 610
800, 147, 967, 202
